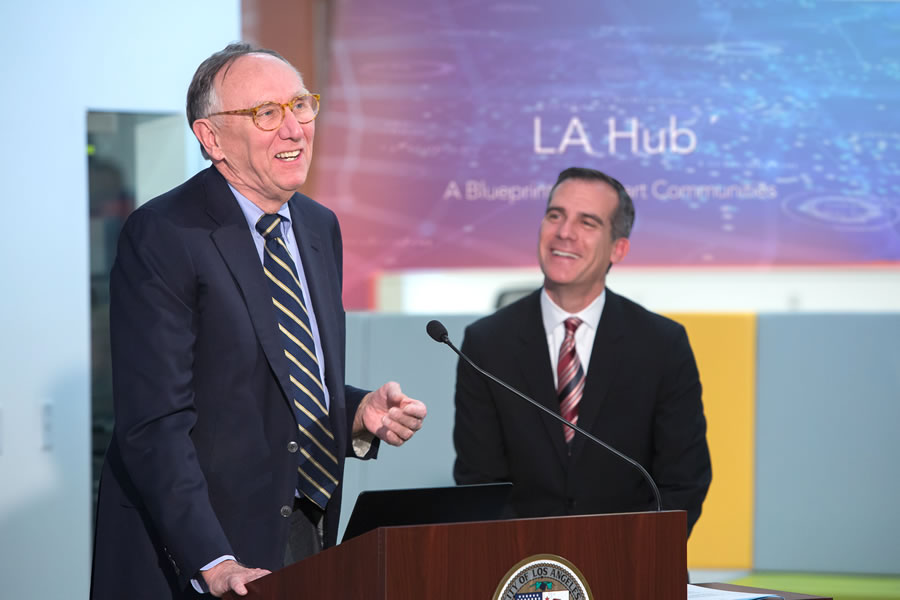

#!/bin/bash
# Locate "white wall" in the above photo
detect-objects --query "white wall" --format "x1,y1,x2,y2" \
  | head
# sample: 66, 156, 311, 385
0, 3, 239, 598
376, 266, 900, 314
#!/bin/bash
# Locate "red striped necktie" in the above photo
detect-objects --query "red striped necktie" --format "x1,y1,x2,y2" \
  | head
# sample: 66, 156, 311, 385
557, 317, 585, 444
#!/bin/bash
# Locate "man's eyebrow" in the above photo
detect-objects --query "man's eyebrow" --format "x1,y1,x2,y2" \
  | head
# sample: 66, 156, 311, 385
580, 212, 604, 224
545, 206, 605, 224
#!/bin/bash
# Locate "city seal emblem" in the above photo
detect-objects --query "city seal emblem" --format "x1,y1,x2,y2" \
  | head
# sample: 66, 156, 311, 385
492, 554, 593, 600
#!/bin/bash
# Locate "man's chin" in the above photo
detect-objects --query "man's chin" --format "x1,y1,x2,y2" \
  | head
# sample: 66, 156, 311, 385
276, 175, 309, 194
272, 159, 309, 184
542, 267, 579, 287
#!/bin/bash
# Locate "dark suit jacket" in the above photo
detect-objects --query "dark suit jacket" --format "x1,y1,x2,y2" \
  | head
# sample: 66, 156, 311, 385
91, 167, 375, 599
453, 289, 711, 534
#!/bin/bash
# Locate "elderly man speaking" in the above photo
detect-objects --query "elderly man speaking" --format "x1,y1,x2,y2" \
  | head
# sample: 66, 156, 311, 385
90, 43, 427, 599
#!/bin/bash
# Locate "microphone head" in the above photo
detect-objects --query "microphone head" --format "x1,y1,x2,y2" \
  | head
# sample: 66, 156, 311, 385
426, 319, 449, 343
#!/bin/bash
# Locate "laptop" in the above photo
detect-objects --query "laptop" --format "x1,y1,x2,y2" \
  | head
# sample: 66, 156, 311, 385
341, 482, 513, 543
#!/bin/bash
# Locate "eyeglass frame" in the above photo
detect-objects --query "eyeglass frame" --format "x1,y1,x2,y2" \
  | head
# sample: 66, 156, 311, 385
208, 93, 321, 131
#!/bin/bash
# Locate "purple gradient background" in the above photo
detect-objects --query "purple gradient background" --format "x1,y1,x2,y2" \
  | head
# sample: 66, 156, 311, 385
314, 0, 900, 308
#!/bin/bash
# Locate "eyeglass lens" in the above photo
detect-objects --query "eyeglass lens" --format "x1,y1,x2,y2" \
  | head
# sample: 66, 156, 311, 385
254, 96, 319, 130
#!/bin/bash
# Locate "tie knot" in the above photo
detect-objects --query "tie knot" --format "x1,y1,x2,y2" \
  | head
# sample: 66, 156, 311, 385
256, 213, 287, 240
564, 317, 582, 335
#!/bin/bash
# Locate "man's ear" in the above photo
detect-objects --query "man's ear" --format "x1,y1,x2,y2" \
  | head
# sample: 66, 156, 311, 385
610, 237, 630, 265
192, 118, 224, 161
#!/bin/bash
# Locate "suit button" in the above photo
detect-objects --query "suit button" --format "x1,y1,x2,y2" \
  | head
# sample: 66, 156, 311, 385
287, 441, 299, 453
567, 498, 576, 512
280, 505, 292, 518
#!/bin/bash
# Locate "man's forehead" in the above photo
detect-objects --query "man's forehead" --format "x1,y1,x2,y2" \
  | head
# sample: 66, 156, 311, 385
547, 181, 618, 222
216, 53, 304, 101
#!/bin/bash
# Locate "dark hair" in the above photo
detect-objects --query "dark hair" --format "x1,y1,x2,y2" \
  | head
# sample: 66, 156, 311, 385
186, 42, 292, 159
548, 167, 635, 239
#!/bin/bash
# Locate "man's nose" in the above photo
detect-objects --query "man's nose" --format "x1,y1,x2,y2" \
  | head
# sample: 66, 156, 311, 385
279, 109, 304, 138
556, 219, 575, 239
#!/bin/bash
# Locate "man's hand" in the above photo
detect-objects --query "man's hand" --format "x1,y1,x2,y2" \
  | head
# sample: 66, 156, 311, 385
202, 559, 271, 597
353, 381, 427, 446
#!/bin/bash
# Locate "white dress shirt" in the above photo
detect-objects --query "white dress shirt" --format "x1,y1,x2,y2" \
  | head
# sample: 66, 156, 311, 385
540, 289, 606, 388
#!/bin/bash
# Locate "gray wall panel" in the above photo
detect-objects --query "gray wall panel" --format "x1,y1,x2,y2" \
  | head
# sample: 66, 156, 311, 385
755, 314, 900, 574
339, 313, 482, 539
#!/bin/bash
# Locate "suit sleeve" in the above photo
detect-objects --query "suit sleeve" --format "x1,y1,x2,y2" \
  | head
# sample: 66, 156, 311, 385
651, 324, 712, 535
452, 325, 511, 484
109, 208, 232, 585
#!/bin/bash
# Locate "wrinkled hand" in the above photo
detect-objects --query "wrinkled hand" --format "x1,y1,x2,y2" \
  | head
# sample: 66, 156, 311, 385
354, 381, 427, 446
202, 559, 270, 597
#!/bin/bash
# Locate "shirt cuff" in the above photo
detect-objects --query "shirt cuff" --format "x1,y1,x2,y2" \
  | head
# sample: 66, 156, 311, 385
191, 555, 237, 593
352, 431, 374, 457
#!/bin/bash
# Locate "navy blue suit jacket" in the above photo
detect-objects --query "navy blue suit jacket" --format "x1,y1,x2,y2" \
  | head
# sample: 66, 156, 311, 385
91, 167, 374, 599
453, 289, 711, 535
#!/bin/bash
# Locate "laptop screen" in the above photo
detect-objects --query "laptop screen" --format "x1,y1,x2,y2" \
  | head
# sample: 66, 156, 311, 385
341, 482, 514, 543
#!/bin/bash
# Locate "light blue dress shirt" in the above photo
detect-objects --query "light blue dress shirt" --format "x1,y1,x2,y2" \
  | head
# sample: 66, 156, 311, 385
231, 184, 331, 410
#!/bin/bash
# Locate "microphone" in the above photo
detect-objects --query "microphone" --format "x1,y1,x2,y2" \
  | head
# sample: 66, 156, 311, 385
426, 319, 451, 344
426, 319, 661, 513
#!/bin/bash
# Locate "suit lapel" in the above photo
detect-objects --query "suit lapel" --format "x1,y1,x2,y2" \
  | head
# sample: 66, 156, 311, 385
513, 291, 570, 466
287, 198, 348, 448
288, 200, 335, 380
204, 169, 294, 404
569, 289, 625, 458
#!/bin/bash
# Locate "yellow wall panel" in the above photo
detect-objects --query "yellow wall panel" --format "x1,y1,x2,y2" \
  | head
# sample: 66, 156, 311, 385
665, 313, 756, 569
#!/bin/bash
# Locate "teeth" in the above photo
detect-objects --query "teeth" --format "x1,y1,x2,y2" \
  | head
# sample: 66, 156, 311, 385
552, 250, 578, 258
275, 150, 301, 159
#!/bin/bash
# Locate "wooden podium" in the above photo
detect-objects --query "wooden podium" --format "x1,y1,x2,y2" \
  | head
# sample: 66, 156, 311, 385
226, 510, 687, 599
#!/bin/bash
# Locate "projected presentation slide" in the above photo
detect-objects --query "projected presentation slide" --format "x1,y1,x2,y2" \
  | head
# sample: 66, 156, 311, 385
313, 0, 900, 307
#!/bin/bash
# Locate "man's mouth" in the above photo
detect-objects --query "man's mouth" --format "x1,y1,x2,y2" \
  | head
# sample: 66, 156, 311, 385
552, 250, 579, 259
275, 150, 301, 161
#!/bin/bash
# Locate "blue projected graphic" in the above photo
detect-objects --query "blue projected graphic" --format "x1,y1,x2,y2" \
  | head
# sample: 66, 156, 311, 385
314, 0, 900, 307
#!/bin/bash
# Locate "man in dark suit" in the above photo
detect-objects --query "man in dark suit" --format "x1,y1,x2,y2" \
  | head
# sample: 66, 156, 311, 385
91, 43, 427, 599
453, 167, 710, 536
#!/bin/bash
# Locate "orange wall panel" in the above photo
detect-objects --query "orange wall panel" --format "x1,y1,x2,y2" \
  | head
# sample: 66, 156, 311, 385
666, 313, 756, 569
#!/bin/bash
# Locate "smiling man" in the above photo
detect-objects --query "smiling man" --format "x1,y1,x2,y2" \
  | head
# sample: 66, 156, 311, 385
453, 166, 711, 537
90, 43, 427, 599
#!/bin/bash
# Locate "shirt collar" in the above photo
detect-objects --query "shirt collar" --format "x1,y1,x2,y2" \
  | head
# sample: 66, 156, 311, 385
540, 288, 606, 335
229, 184, 292, 232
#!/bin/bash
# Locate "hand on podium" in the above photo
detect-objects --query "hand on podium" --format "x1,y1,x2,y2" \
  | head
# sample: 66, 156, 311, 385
203, 559, 271, 597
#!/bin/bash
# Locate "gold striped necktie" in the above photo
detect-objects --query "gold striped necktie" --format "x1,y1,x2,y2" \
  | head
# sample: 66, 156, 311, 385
256, 213, 339, 509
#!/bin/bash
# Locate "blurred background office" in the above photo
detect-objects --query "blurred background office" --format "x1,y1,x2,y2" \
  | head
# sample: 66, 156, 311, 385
0, 1, 898, 599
